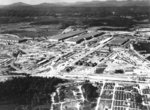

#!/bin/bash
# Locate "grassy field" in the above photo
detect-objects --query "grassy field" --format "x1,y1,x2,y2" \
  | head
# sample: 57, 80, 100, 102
0, 22, 62, 38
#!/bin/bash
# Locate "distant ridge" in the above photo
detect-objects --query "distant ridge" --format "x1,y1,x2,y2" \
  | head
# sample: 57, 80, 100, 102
0, 0, 149, 8
0, 2, 31, 9
72, 0, 150, 7
7, 2, 30, 7
35, 2, 70, 7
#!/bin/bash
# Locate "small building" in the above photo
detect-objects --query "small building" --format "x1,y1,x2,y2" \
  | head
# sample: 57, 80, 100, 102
87, 27, 102, 32
95, 67, 106, 74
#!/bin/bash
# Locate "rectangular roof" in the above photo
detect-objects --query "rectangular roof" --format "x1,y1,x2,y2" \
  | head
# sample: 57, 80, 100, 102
109, 37, 129, 45
67, 32, 104, 43
49, 30, 86, 41
0, 34, 20, 41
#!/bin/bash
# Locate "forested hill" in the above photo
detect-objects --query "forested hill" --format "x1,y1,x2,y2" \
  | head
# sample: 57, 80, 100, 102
0, 77, 67, 110
0, 0, 149, 17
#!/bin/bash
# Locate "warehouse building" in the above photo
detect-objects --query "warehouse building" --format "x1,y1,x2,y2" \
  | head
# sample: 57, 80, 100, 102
66, 32, 105, 44
49, 30, 86, 42
0, 34, 20, 43
108, 37, 129, 46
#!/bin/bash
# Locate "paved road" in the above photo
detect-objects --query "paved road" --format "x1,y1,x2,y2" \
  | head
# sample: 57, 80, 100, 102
70, 37, 113, 66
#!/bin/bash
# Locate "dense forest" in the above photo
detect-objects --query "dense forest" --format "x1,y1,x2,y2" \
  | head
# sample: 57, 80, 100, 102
0, 77, 67, 110
133, 42, 150, 54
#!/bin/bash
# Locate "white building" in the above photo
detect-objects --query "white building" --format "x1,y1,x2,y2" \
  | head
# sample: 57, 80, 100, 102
0, 34, 20, 43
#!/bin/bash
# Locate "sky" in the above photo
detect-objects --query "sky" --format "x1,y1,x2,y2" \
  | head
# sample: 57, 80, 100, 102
0, 0, 145, 5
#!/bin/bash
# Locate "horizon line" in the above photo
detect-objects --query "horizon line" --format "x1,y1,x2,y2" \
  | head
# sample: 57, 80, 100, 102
0, 0, 149, 6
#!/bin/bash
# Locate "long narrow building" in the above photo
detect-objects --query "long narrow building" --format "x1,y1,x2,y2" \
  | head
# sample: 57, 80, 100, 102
66, 32, 105, 44
0, 34, 20, 43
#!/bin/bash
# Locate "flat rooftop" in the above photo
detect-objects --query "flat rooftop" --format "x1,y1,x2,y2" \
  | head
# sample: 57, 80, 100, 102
108, 37, 129, 45
0, 34, 20, 41
67, 32, 105, 43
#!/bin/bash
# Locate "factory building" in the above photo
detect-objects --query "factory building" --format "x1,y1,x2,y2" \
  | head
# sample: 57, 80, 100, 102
0, 34, 20, 43
108, 37, 129, 46
66, 32, 105, 44
136, 28, 150, 32
48, 30, 86, 42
